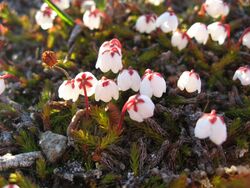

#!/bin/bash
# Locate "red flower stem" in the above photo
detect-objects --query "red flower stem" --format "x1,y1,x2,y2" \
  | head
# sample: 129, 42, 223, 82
117, 102, 128, 133
0, 74, 17, 80
83, 84, 89, 117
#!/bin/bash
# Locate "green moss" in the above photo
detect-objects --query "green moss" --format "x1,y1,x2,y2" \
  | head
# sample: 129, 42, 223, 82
15, 130, 39, 152
130, 142, 140, 176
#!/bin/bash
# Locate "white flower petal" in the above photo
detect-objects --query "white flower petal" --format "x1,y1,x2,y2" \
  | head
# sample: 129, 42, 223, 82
194, 117, 212, 139
0, 79, 6, 95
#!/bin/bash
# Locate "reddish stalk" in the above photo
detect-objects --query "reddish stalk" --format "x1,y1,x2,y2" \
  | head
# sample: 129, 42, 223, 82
117, 102, 128, 133
82, 84, 89, 118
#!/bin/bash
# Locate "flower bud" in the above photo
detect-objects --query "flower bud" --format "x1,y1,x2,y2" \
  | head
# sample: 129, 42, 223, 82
42, 51, 58, 67
177, 70, 201, 93
194, 110, 227, 145
233, 66, 250, 86
203, 0, 229, 18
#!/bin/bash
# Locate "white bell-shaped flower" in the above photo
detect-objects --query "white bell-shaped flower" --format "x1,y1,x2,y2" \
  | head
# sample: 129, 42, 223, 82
171, 31, 189, 50
95, 77, 119, 102
0, 78, 6, 95
140, 69, 166, 98
241, 29, 250, 49
203, 0, 229, 18
146, 0, 164, 6
3, 184, 20, 188
194, 110, 227, 145
117, 67, 141, 92
233, 66, 250, 86
135, 14, 157, 34
208, 22, 230, 45
52, 0, 70, 10
177, 70, 201, 93
96, 39, 123, 73
187, 22, 209, 44
35, 3, 57, 30
156, 11, 178, 33
58, 79, 80, 102
126, 94, 155, 122
83, 9, 102, 30
75, 72, 98, 97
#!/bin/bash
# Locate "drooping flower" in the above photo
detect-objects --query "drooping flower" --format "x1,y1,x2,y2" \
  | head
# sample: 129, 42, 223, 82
96, 38, 123, 73
177, 70, 201, 93
117, 67, 141, 92
117, 94, 155, 131
187, 22, 209, 44
207, 22, 230, 45
140, 69, 166, 98
201, 0, 230, 18
95, 77, 119, 102
146, 0, 164, 6
233, 66, 250, 86
194, 110, 227, 145
171, 31, 189, 50
35, 3, 57, 30
135, 14, 157, 34
238, 28, 250, 49
83, 9, 103, 30
75, 72, 98, 97
156, 11, 178, 33
75, 72, 98, 112
52, 0, 70, 10
58, 79, 80, 102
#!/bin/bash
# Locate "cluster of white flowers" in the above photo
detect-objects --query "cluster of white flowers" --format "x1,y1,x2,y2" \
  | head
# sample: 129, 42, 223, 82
134, 0, 233, 50
58, 38, 167, 126
35, 0, 70, 30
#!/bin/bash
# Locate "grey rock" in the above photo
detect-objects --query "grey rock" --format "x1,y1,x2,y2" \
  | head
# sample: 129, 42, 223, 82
0, 131, 13, 147
39, 131, 67, 163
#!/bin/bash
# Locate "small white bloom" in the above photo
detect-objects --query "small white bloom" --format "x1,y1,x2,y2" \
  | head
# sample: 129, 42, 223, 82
156, 11, 178, 33
177, 70, 201, 93
146, 0, 164, 6
207, 22, 230, 45
171, 31, 189, 50
194, 110, 227, 145
52, 0, 70, 10
75, 72, 98, 97
135, 14, 157, 34
126, 94, 155, 122
117, 67, 141, 92
203, 0, 229, 18
242, 31, 250, 49
140, 69, 166, 98
58, 79, 80, 102
187, 22, 209, 44
0, 78, 6, 95
96, 38, 123, 73
95, 77, 119, 102
233, 66, 250, 86
83, 9, 102, 30
35, 3, 57, 30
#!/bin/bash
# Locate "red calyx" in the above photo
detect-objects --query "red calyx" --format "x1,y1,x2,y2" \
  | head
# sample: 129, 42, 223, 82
126, 94, 144, 112
189, 70, 200, 80
128, 67, 134, 76
65, 79, 75, 89
145, 14, 157, 24
43, 7, 53, 17
76, 73, 93, 89
238, 65, 250, 73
